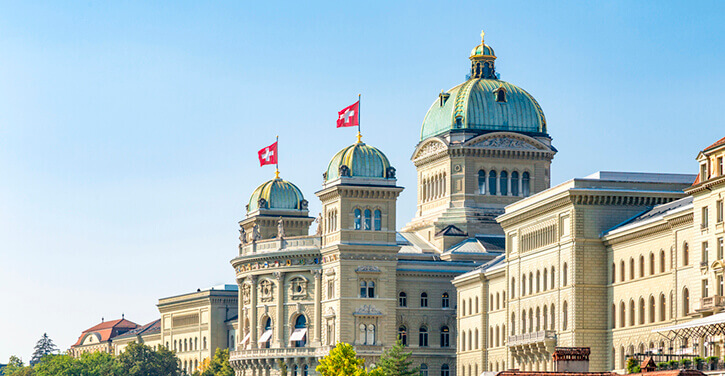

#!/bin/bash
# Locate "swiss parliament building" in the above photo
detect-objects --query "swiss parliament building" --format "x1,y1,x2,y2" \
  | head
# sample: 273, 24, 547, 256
69, 32, 725, 376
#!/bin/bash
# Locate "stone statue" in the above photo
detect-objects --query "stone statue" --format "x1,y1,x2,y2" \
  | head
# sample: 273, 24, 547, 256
315, 212, 323, 235
277, 217, 285, 239
239, 226, 247, 245
252, 224, 261, 242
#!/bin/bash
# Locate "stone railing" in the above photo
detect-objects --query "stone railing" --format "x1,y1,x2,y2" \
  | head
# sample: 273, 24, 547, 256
507, 330, 557, 347
700, 295, 725, 310
230, 346, 332, 360
239, 236, 321, 256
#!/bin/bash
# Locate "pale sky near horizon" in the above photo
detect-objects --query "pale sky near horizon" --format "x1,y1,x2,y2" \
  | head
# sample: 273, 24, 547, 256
1, 0, 723, 363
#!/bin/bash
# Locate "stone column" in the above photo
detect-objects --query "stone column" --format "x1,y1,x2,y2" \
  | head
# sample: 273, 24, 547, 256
508, 174, 512, 196
250, 275, 259, 349
274, 271, 285, 347
313, 270, 322, 344
238, 278, 244, 349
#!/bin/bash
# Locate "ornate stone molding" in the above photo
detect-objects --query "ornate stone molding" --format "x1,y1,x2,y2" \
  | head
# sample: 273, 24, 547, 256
353, 304, 383, 316
355, 265, 381, 273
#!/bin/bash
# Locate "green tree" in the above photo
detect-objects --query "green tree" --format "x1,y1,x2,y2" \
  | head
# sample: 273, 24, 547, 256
277, 360, 288, 376
4, 356, 35, 376
317, 343, 369, 376
116, 342, 181, 376
30, 334, 58, 366
375, 340, 418, 376
77, 351, 120, 376
626, 357, 641, 374
196, 348, 233, 376
33, 354, 78, 376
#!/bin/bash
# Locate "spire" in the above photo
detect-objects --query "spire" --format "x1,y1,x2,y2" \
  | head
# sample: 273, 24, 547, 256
356, 131, 362, 144
480, 30, 485, 46
469, 30, 497, 79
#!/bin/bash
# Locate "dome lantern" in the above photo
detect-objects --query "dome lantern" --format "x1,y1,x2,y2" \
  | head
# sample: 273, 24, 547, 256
469, 30, 497, 79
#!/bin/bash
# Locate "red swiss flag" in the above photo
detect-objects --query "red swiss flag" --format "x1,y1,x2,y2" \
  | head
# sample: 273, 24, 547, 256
257, 142, 278, 166
336, 101, 359, 128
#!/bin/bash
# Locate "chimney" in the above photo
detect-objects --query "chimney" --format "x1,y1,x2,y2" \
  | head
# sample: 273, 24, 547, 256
553, 347, 590, 373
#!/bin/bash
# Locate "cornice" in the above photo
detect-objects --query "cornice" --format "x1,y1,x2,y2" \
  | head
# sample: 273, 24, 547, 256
685, 175, 725, 195
602, 222, 672, 247
498, 195, 572, 228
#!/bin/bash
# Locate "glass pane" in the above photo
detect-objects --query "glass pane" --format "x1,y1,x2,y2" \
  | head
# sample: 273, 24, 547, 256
354, 209, 361, 230
488, 171, 497, 195
374, 210, 381, 231
500, 171, 508, 195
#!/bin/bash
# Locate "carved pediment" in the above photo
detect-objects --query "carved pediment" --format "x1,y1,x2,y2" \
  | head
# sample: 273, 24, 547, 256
413, 139, 447, 160
355, 265, 381, 273
471, 136, 539, 150
354, 304, 383, 316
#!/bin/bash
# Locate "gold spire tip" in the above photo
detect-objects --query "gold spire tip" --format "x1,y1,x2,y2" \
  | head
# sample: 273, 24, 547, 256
480, 30, 485, 45
275, 169, 280, 179
356, 131, 362, 143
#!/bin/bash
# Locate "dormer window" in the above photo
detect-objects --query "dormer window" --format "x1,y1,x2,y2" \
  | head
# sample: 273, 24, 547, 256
495, 87, 507, 103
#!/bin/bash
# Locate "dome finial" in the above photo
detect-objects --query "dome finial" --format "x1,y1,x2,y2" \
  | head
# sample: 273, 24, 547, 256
480, 30, 485, 46
275, 168, 280, 179
356, 131, 362, 143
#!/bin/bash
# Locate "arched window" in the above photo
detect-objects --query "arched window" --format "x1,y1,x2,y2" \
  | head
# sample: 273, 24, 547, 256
293, 315, 307, 347
475, 296, 479, 313
442, 292, 449, 308
611, 304, 616, 328
495, 326, 500, 347
468, 298, 472, 315
441, 364, 450, 376
367, 281, 375, 298
495, 293, 500, 310
551, 267, 555, 287
522, 274, 527, 296
360, 281, 367, 298
522, 172, 530, 196
203, 336, 207, 350
563, 263, 568, 286
659, 293, 666, 321
500, 171, 508, 195
683, 287, 690, 315
399, 292, 407, 307
543, 305, 549, 329
639, 297, 645, 325
511, 278, 516, 298
639, 255, 645, 277
683, 242, 690, 266
354, 209, 361, 230
488, 171, 497, 195
511, 171, 519, 196
303, 365, 309, 376
612, 263, 616, 283
398, 326, 408, 346
420, 292, 428, 307
462, 299, 466, 315
660, 250, 666, 273
528, 308, 534, 333
629, 299, 635, 326
629, 258, 635, 280
293, 365, 298, 376
420, 364, 429, 376
440, 326, 450, 347
529, 272, 533, 295
649, 253, 655, 275
478, 170, 486, 194
649, 296, 656, 323
543, 268, 548, 291
550, 304, 555, 330
374, 210, 381, 231
511, 313, 516, 334
619, 302, 625, 328
620, 260, 625, 282
562, 301, 568, 330
419, 326, 429, 347
364, 209, 372, 230
461, 331, 466, 351
195, 337, 198, 350
536, 270, 541, 292
496, 88, 506, 102
522, 310, 527, 334
536, 307, 541, 331
184, 338, 188, 352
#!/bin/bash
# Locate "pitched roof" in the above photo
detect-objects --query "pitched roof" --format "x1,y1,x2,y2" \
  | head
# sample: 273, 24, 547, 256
72, 318, 139, 346
603, 196, 693, 236
704, 136, 725, 152
435, 225, 467, 237
112, 319, 161, 340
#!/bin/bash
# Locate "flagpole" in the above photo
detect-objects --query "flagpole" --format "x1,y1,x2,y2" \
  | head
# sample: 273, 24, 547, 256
357, 93, 362, 143
275, 135, 280, 179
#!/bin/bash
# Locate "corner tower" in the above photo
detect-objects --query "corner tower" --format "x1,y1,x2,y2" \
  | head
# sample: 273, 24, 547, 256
402, 32, 557, 251
315, 137, 403, 357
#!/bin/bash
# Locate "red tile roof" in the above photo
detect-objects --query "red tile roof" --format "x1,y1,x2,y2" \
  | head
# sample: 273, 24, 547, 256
72, 318, 139, 346
496, 370, 706, 376
704, 136, 725, 152
691, 173, 700, 186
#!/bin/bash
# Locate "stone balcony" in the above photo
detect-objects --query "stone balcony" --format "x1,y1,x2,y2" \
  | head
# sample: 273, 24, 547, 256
699, 295, 725, 312
508, 330, 557, 361
230, 346, 329, 361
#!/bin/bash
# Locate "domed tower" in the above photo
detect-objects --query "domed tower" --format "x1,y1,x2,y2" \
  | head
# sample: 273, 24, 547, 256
316, 137, 403, 354
402, 32, 557, 252
240, 174, 314, 241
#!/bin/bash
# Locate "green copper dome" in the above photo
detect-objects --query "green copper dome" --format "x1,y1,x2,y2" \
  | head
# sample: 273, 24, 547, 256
247, 178, 307, 212
325, 141, 394, 181
420, 32, 547, 141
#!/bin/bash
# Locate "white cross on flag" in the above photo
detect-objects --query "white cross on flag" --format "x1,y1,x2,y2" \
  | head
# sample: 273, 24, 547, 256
257, 141, 278, 166
336, 101, 359, 128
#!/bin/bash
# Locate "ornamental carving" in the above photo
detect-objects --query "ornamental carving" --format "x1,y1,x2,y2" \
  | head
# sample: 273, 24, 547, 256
472, 136, 539, 150
386, 167, 396, 179
415, 141, 446, 159
355, 265, 381, 273
354, 304, 383, 316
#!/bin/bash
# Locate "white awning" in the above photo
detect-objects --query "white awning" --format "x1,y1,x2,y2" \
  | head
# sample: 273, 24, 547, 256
258, 329, 273, 344
289, 328, 307, 342
654, 312, 725, 340
241, 332, 251, 345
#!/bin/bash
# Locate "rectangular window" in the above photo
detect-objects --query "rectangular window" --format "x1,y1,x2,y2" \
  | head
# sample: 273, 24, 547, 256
703, 206, 709, 229
701, 164, 708, 181
719, 237, 724, 261
703, 279, 709, 298
703, 242, 709, 264
719, 275, 724, 297
717, 200, 724, 223
718, 157, 724, 176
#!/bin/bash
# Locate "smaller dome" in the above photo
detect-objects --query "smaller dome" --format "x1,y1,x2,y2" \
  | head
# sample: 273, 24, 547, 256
470, 43, 495, 58
325, 142, 394, 181
247, 178, 306, 212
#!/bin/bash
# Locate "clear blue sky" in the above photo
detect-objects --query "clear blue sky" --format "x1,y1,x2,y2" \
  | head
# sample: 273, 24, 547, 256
1, 0, 723, 362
